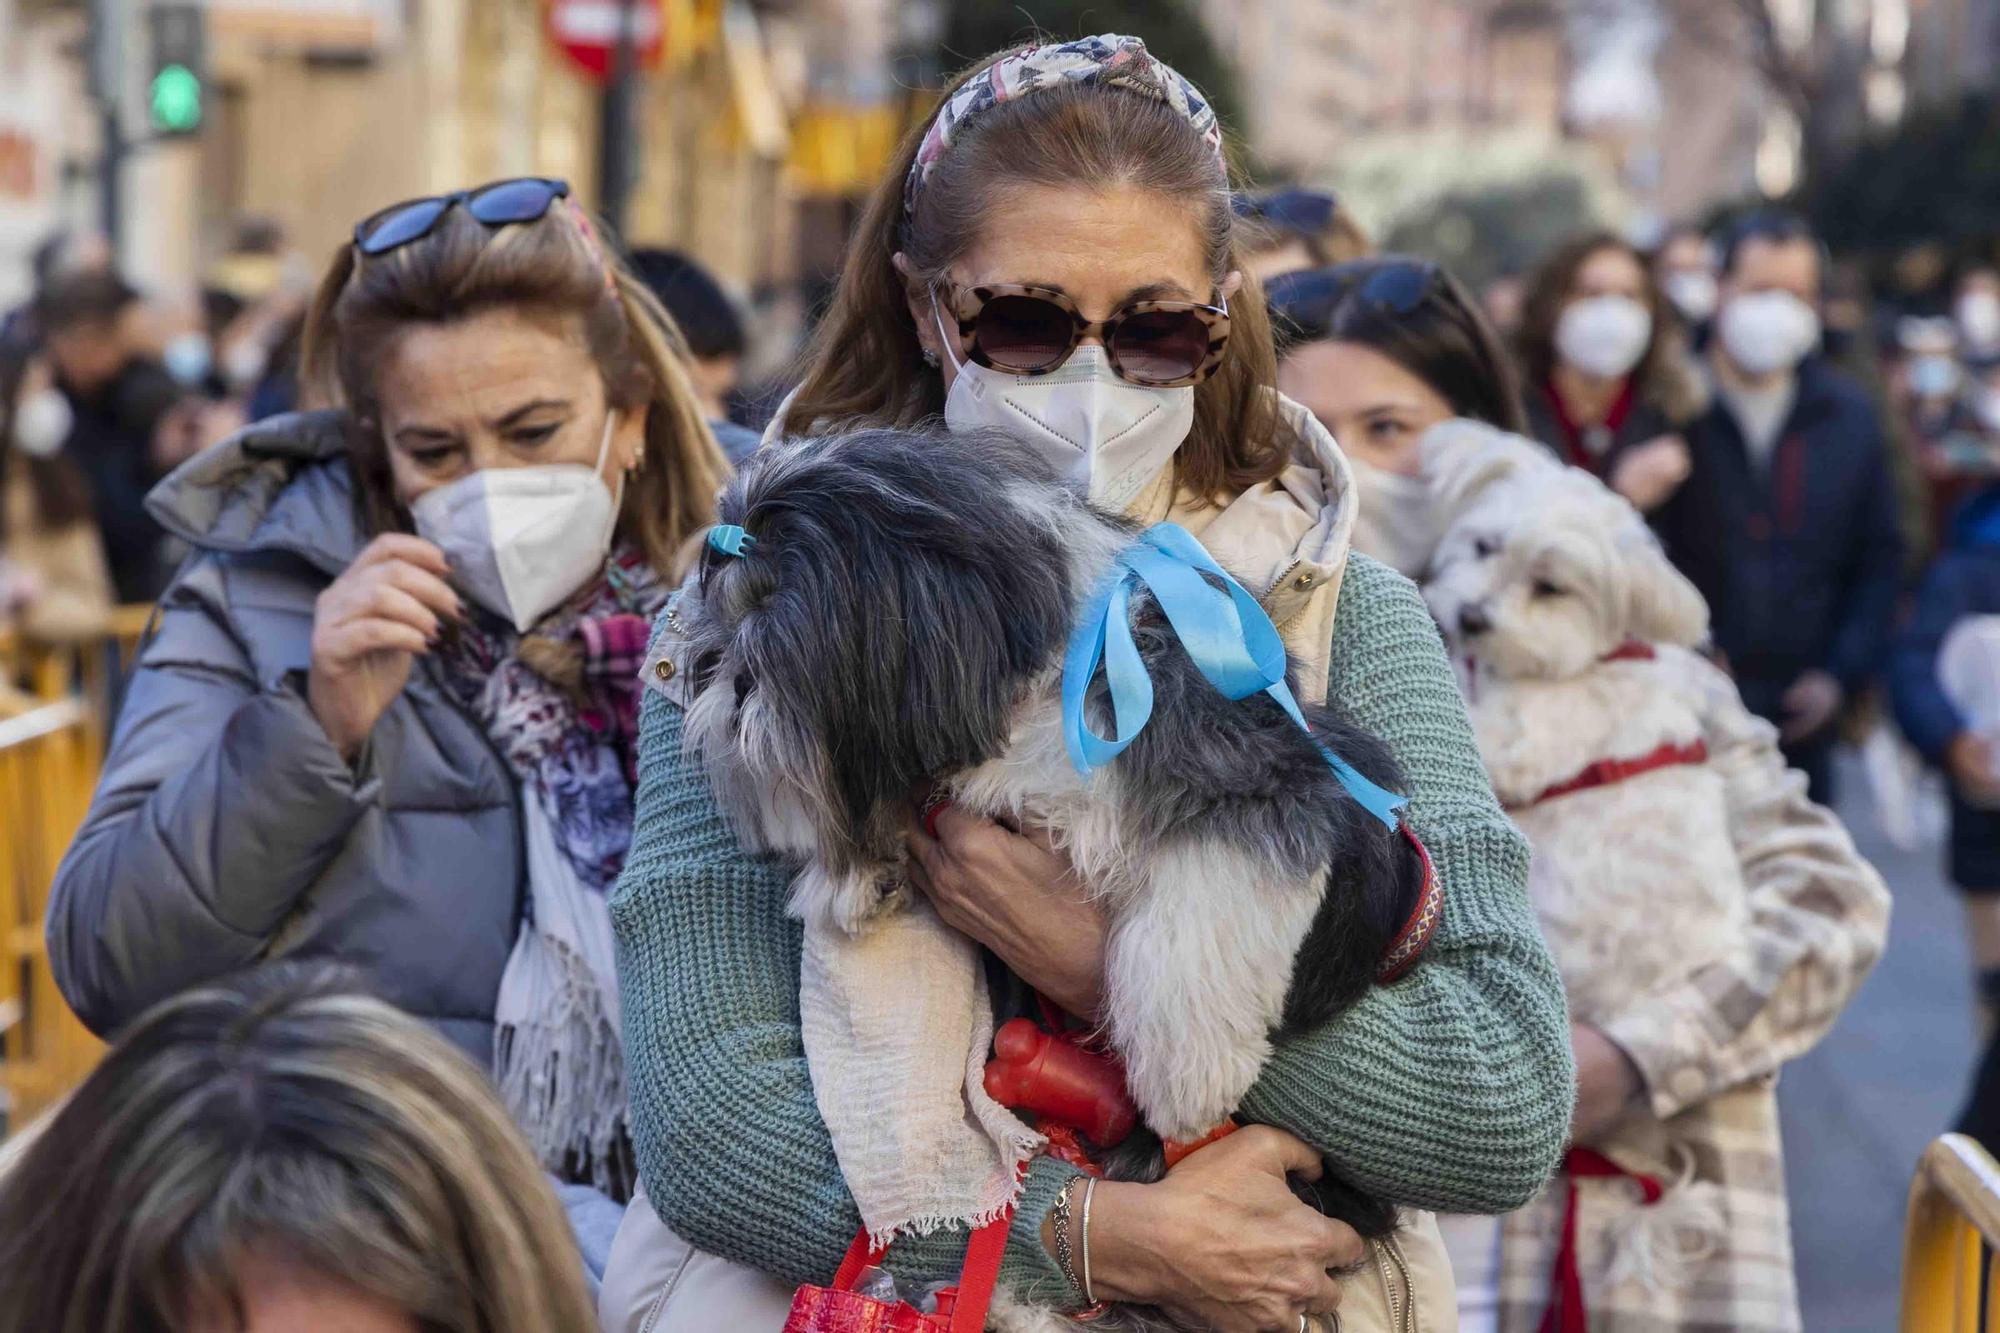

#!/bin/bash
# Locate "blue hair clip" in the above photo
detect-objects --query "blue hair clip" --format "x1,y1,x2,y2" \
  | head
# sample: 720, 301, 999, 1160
707, 524, 756, 558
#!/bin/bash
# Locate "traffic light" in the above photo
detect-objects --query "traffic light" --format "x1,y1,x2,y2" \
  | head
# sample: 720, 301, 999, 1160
147, 4, 206, 137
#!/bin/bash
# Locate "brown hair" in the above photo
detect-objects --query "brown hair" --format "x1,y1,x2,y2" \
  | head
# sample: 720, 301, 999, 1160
781, 51, 1285, 503
300, 200, 728, 580
0, 964, 596, 1333
0, 347, 93, 537
1517, 231, 1668, 391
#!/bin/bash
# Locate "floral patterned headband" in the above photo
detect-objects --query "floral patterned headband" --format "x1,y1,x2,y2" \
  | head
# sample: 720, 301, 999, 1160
901, 33, 1227, 227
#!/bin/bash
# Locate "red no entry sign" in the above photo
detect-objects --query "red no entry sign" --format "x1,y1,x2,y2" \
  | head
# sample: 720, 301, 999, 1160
547, 0, 665, 84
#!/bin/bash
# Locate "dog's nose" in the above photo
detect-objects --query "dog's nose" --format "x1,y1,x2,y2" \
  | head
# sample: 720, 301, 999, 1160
1458, 604, 1492, 637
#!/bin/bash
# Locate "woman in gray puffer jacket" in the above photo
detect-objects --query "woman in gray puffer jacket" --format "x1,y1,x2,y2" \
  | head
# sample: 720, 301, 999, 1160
45, 180, 728, 1195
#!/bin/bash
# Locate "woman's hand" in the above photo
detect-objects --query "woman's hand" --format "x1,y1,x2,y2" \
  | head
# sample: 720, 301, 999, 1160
308, 534, 460, 763
1608, 433, 1691, 513
1071, 1124, 1363, 1332
904, 804, 1107, 1017
1570, 1022, 1642, 1144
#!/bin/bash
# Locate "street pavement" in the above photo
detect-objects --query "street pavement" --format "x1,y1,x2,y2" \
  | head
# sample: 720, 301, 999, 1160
1783, 753, 1976, 1331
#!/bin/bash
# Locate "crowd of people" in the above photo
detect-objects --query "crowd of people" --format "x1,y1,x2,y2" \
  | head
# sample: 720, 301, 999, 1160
0, 26, 1992, 1333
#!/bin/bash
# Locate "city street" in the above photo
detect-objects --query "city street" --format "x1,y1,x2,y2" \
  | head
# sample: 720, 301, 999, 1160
1786, 753, 1978, 1331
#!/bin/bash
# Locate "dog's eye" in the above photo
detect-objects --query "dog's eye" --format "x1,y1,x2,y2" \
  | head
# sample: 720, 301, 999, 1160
1473, 537, 1499, 559
1532, 579, 1566, 598
733, 672, 754, 709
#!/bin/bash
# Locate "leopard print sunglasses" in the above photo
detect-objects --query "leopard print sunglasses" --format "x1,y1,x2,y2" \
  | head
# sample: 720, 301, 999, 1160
938, 283, 1232, 388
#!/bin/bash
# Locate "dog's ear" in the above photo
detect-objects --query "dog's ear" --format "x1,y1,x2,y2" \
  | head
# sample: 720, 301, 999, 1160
1418, 419, 1561, 526
1621, 529, 1710, 648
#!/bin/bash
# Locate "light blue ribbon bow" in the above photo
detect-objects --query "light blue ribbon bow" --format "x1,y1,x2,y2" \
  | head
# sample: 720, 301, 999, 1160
707, 524, 756, 558
1061, 523, 1408, 830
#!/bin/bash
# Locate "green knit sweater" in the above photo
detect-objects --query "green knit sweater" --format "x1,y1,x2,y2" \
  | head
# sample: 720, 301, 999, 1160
610, 553, 1574, 1307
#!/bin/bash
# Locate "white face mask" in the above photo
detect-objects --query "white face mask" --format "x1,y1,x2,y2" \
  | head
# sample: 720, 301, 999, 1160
1960, 291, 2000, 350
1662, 270, 1718, 324
1909, 354, 1962, 401
162, 332, 212, 387
935, 298, 1193, 513
11, 389, 74, 459
1554, 295, 1652, 380
1718, 290, 1821, 378
1345, 453, 1440, 580
410, 412, 623, 634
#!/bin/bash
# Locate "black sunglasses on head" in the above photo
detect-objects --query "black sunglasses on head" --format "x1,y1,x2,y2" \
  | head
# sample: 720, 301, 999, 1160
353, 177, 571, 257
1266, 258, 1444, 342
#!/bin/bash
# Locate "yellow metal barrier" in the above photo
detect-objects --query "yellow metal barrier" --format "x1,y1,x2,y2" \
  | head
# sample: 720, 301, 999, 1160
0, 601, 155, 733
0, 700, 103, 1128
1904, 1134, 2000, 1330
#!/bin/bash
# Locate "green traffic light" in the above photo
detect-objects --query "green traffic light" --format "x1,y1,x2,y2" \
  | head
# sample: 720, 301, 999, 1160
150, 62, 201, 133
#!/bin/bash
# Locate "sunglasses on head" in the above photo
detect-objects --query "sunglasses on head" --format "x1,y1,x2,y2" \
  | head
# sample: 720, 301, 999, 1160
938, 283, 1231, 388
353, 177, 572, 257
1266, 258, 1444, 341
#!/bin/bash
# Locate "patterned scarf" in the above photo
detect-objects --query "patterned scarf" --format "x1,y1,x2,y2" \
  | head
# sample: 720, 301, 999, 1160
438, 545, 666, 1192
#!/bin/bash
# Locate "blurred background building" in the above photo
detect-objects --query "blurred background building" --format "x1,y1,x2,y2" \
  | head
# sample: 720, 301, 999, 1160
5, 0, 2000, 336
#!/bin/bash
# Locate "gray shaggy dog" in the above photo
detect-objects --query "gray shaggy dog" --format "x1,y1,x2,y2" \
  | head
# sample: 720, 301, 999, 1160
678, 427, 1426, 1318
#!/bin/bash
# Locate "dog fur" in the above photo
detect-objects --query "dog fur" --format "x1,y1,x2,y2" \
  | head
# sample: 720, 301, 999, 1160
1419, 420, 1748, 1032
674, 427, 1426, 1325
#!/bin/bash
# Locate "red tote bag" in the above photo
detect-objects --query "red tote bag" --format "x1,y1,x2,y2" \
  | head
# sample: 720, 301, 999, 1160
783, 1210, 1012, 1333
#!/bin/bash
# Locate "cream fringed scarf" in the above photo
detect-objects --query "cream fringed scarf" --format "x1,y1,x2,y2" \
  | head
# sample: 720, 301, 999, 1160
801, 902, 1045, 1247
796, 398, 1357, 1248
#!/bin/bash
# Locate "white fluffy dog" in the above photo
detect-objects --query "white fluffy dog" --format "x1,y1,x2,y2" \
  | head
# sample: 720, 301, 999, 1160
1418, 420, 1747, 1041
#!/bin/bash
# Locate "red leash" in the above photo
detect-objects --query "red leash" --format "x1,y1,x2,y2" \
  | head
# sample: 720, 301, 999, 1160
1538, 1146, 1665, 1333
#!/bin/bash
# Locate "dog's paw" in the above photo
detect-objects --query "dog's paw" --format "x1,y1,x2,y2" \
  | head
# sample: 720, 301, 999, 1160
1119, 1024, 1268, 1145
787, 861, 907, 934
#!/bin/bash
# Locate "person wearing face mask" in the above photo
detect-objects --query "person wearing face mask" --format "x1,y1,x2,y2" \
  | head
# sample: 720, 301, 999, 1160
33, 270, 191, 603
1265, 256, 1524, 579
1653, 222, 1719, 337
1263, 252, 1885, 1333
605, 35, 1574, 1333
0, 347, 112, 647
1517, 231, 1707, 514
1650, 210, 1904, 804
45, 179, 731, 1229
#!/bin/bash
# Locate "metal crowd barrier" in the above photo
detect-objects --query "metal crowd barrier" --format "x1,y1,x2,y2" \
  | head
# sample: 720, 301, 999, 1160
1904, 1133, 2000, 1330
0, 699, 102, 1130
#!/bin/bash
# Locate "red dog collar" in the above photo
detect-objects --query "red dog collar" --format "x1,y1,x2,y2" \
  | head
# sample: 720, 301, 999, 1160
1376, 824, 1442, 985
1517, 738, 1710, 810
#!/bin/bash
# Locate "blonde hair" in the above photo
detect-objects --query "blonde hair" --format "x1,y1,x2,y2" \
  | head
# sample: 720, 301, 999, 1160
0, 965, 598, 1333
301, 195, 729, 578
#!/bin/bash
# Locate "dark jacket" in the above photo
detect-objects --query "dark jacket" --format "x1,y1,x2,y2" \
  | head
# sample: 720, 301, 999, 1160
59, 359, 183, 602
46, 411, 524, 1062
1653, 357, 1904, 696
1890, 487, 2000, 887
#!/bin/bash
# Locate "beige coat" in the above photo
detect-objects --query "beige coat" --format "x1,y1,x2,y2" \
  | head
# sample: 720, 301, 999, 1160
2, 453, 113, 644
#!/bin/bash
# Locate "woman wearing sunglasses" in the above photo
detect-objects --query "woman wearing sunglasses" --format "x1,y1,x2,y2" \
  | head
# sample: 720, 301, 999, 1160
46, 178, 729, 1214
1268, 257, 1525, 579
607, 35, 1572, 1333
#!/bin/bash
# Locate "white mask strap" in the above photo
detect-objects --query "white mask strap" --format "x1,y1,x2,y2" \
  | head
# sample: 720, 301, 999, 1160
930, 291, 966, 373
598, 409, 628, 511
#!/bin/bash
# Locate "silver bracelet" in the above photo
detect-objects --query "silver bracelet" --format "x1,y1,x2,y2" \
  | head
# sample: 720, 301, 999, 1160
1052, 1176, 1085, 1299
1080, 1177, 1099, 1305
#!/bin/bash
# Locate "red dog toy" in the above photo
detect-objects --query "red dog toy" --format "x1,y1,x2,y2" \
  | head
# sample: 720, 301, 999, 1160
983, 1018, 1138, 1149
